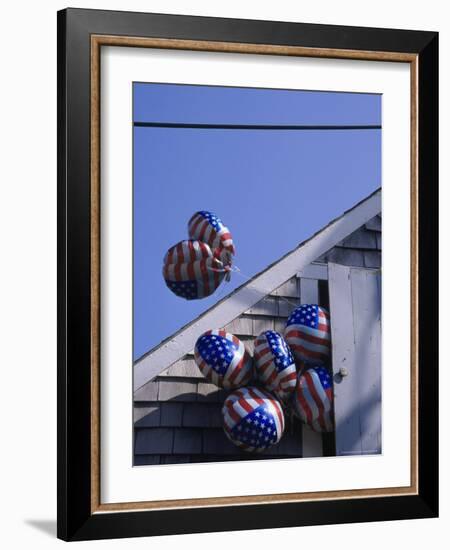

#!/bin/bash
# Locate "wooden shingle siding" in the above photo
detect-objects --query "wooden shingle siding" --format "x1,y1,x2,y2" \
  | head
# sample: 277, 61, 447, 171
276, 297, 297, 317
196, 382, 227, 403
376, 232, 382, 250
328, 263, 381, 456
272, 277, 300, 298
224, 316, 253, 336
299, 277, 320, 304
298, 263, 328, 280
296, 276, 324, 457
135, 428, 174, 455
183, 403, 222, 428
158, 358, 203, 378
173, 428, 203, 454
365, 214, 381, 232
160, 402, 184, 426
274, 317, 288, 334
246, 296, 278, 316
252, 316, 274, 335
363, 250, 381, 268
317, 215, 381, 268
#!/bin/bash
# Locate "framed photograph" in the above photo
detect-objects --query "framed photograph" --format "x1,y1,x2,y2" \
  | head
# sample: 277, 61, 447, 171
57, 8, 438, 541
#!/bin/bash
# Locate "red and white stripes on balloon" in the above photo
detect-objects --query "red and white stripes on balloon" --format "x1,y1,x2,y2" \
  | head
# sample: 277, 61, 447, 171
254, 331, 297, 401
163, 240, 227, 299
284, 305, 331, 366
194, 329, 253, 389
222, 386, 285, 452
188, 211, 235, 265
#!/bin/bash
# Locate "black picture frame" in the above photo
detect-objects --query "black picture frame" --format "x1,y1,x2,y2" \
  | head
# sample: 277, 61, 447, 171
57, 7, 438, 541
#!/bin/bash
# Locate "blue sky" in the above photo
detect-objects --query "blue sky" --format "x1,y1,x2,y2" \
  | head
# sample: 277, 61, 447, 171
133, 83, 381, 360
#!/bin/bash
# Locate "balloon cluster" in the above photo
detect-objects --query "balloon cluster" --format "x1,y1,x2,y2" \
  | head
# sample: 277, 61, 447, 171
194, 304, 335, 453
163, 211, 235, 300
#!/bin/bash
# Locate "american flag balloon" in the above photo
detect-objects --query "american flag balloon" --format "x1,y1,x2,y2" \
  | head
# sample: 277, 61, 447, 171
194, 330, 253, 389
222, 386, 285, 452
254, 330, 297, 401
284, 304, 331, 366
292, 366, 334, 432
163, 240, 228, 300
188, 211, 235, 266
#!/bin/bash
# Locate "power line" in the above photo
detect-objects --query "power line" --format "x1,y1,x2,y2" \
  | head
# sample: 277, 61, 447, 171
134, 122, 381, 130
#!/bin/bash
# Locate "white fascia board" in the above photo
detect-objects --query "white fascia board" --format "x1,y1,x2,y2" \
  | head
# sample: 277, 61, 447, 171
134, 190, 381, 392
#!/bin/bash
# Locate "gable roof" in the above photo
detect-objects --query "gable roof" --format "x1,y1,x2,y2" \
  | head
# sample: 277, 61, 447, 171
134, 188, 381, 392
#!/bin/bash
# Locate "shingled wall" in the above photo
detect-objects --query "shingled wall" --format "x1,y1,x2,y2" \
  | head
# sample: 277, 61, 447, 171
134, 214, 381, 465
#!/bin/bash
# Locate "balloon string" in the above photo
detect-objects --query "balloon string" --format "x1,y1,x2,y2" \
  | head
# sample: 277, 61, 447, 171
230, 266, 300, 310
206, 263, 300, 311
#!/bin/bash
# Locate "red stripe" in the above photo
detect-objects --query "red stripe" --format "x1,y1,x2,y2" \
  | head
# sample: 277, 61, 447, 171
258, 358, 273, 376
255, 347, 271, 364
231, 335, 240, 347
237, 396, 253, 414
305, 371, 327, 431
257, 347, 272, 360
187, 212, 197, 227
187, 260, 195, 281
280, 371, 297, 385
247, 387, 265, 406
207, 227, 216, 247
289, 343, 329, 361
234, 388, 246, 400
228, 354, 247, 384
199, 241, 209, 259
286, 329, 330, 347
241, 368, 253, 385
188, 241, 196, 263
